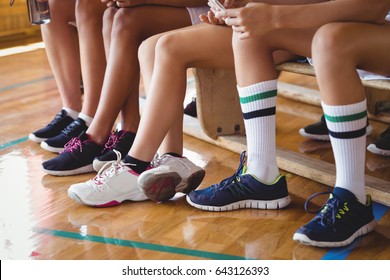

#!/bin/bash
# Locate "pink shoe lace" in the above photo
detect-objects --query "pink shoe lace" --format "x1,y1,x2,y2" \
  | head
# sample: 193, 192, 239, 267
103, 130, 124, 153
92, 150, 133, 189
62, 137, 83, 154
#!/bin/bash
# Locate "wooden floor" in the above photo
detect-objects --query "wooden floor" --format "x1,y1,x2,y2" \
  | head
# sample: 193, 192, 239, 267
0, 43, 389, 260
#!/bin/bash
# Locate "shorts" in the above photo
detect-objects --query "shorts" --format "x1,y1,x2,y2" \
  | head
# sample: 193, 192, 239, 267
186, 6, 210, 25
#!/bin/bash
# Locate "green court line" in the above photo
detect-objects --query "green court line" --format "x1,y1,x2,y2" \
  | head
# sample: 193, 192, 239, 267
0, 136, 28, 150
34, 227, 253, 260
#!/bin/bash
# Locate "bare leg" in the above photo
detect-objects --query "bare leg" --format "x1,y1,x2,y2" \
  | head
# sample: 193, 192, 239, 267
102, 7, 118, 59
131, 24, 236, 161
87, 6, 192, 145
312, 22, 390, 202
41, 0, 81, 112
75, 0, 107, 118
313, 22, 390, 105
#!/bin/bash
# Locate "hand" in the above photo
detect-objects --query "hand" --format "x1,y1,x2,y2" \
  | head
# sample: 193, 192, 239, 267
216, 3, 277, 39
101, 0, 147, 8
101, 0, 117, 7
200, 10, 226, 25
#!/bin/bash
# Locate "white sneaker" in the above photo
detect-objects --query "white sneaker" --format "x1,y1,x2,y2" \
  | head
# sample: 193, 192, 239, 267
138, 154, 205, 202
68, 150, 148, 207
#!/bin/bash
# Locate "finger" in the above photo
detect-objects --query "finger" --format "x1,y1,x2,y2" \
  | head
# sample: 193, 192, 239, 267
232, 25, 245, 33
224, 17, 239, 27
199, 14, 209, 23
215, 7, 240, 18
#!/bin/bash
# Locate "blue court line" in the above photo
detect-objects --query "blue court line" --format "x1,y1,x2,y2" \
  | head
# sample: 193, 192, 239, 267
0, 136, 28, 150
321, 202, 389, 260
0, 75, 54, 92
33, 227, 252, 260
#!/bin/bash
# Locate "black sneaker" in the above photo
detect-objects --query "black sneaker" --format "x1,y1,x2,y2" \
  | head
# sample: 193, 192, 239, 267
42, 132, 104, 176
28, 110, 74, 143
184, 97, 197, 118
92, 130, 136, 171
299, 114, 373, 141
367, 126, 390, 156
40, 118, 88, 153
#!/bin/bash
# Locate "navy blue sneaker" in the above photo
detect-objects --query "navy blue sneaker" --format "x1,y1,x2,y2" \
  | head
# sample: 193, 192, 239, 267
367, 126, 390, 156
186, 152, 291, 211
299, 115, 372, 141
293, 187, 376, 247
29, 110, 74, 143
92, 130, 136, 171
40, 117, 88, 153
42, 132, 104, 176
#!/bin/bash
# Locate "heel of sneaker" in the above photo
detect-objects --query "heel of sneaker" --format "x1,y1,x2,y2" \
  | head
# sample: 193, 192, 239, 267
177, 169, 206, 194
139, 172, 182, 202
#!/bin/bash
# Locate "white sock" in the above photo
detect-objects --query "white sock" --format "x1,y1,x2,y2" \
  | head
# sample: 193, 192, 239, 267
62, 107, 79, 120
322, 99, 367, 204
237, 80, 280, 184
78, 112, 93, 127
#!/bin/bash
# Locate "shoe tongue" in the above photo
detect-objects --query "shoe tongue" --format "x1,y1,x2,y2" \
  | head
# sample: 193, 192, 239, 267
78, 131, 89, 141
333, 187, 357, 201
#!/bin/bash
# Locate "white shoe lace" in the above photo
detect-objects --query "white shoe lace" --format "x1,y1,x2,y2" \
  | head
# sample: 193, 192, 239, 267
92, 150, 134, 190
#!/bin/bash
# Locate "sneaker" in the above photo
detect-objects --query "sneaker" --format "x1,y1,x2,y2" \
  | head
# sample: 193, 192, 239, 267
367, 126, 390, 156
68, 150, 148, 207
184, 97, 197, 117
299, 115, 373, 141
42, 132, 104, 176
28, 110, 74, 143
293, 187, 376, 247
40, 117, 88, 153
138, 154, 206, 202
186, 152, 291, 211
92, 130, 136, 171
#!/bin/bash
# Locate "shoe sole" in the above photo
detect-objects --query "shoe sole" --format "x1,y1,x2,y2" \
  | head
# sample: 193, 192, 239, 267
42, 164, 95, 176
299, 129, 330, 141
67, 188, 148, 207
139, 170, 206, 202
367, 144, 390, 156
40, 141, 63, 153
186, 195, 291, 212
293, 219, 376, 247
28, 134, 48, 143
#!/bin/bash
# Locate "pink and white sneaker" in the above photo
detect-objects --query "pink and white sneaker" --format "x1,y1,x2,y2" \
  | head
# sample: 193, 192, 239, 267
68, 150, 148, 207
138, 154, 205, 202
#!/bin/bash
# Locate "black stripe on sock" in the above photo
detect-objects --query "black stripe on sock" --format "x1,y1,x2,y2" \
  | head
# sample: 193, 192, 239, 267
243, 107, 276, 120
328, 127, 366, 139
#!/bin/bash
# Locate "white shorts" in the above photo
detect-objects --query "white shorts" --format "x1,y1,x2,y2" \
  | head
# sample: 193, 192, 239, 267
186, 6, 210, 25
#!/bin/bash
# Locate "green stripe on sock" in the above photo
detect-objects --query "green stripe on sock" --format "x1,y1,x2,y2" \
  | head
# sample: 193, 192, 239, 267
324, 111, 367, 123
239, 89, 277, 104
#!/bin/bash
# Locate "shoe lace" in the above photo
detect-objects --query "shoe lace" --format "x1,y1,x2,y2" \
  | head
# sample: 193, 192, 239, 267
61, 137, 83, 154
92, 149, 134, 189
103, 130, 121, 153
304, 190, 349, 229
62, 120, 82, 136
219, 151, 247, 191
149, 153, 163, 168
48, 111, 66, 126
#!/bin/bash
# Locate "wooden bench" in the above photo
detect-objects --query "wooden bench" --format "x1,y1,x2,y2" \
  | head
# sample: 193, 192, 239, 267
184, 63, 390, 206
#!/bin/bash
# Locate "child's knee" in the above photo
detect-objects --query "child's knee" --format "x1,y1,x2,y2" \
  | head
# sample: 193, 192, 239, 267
312, 23, 352, 59
155, 33, 184, 62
